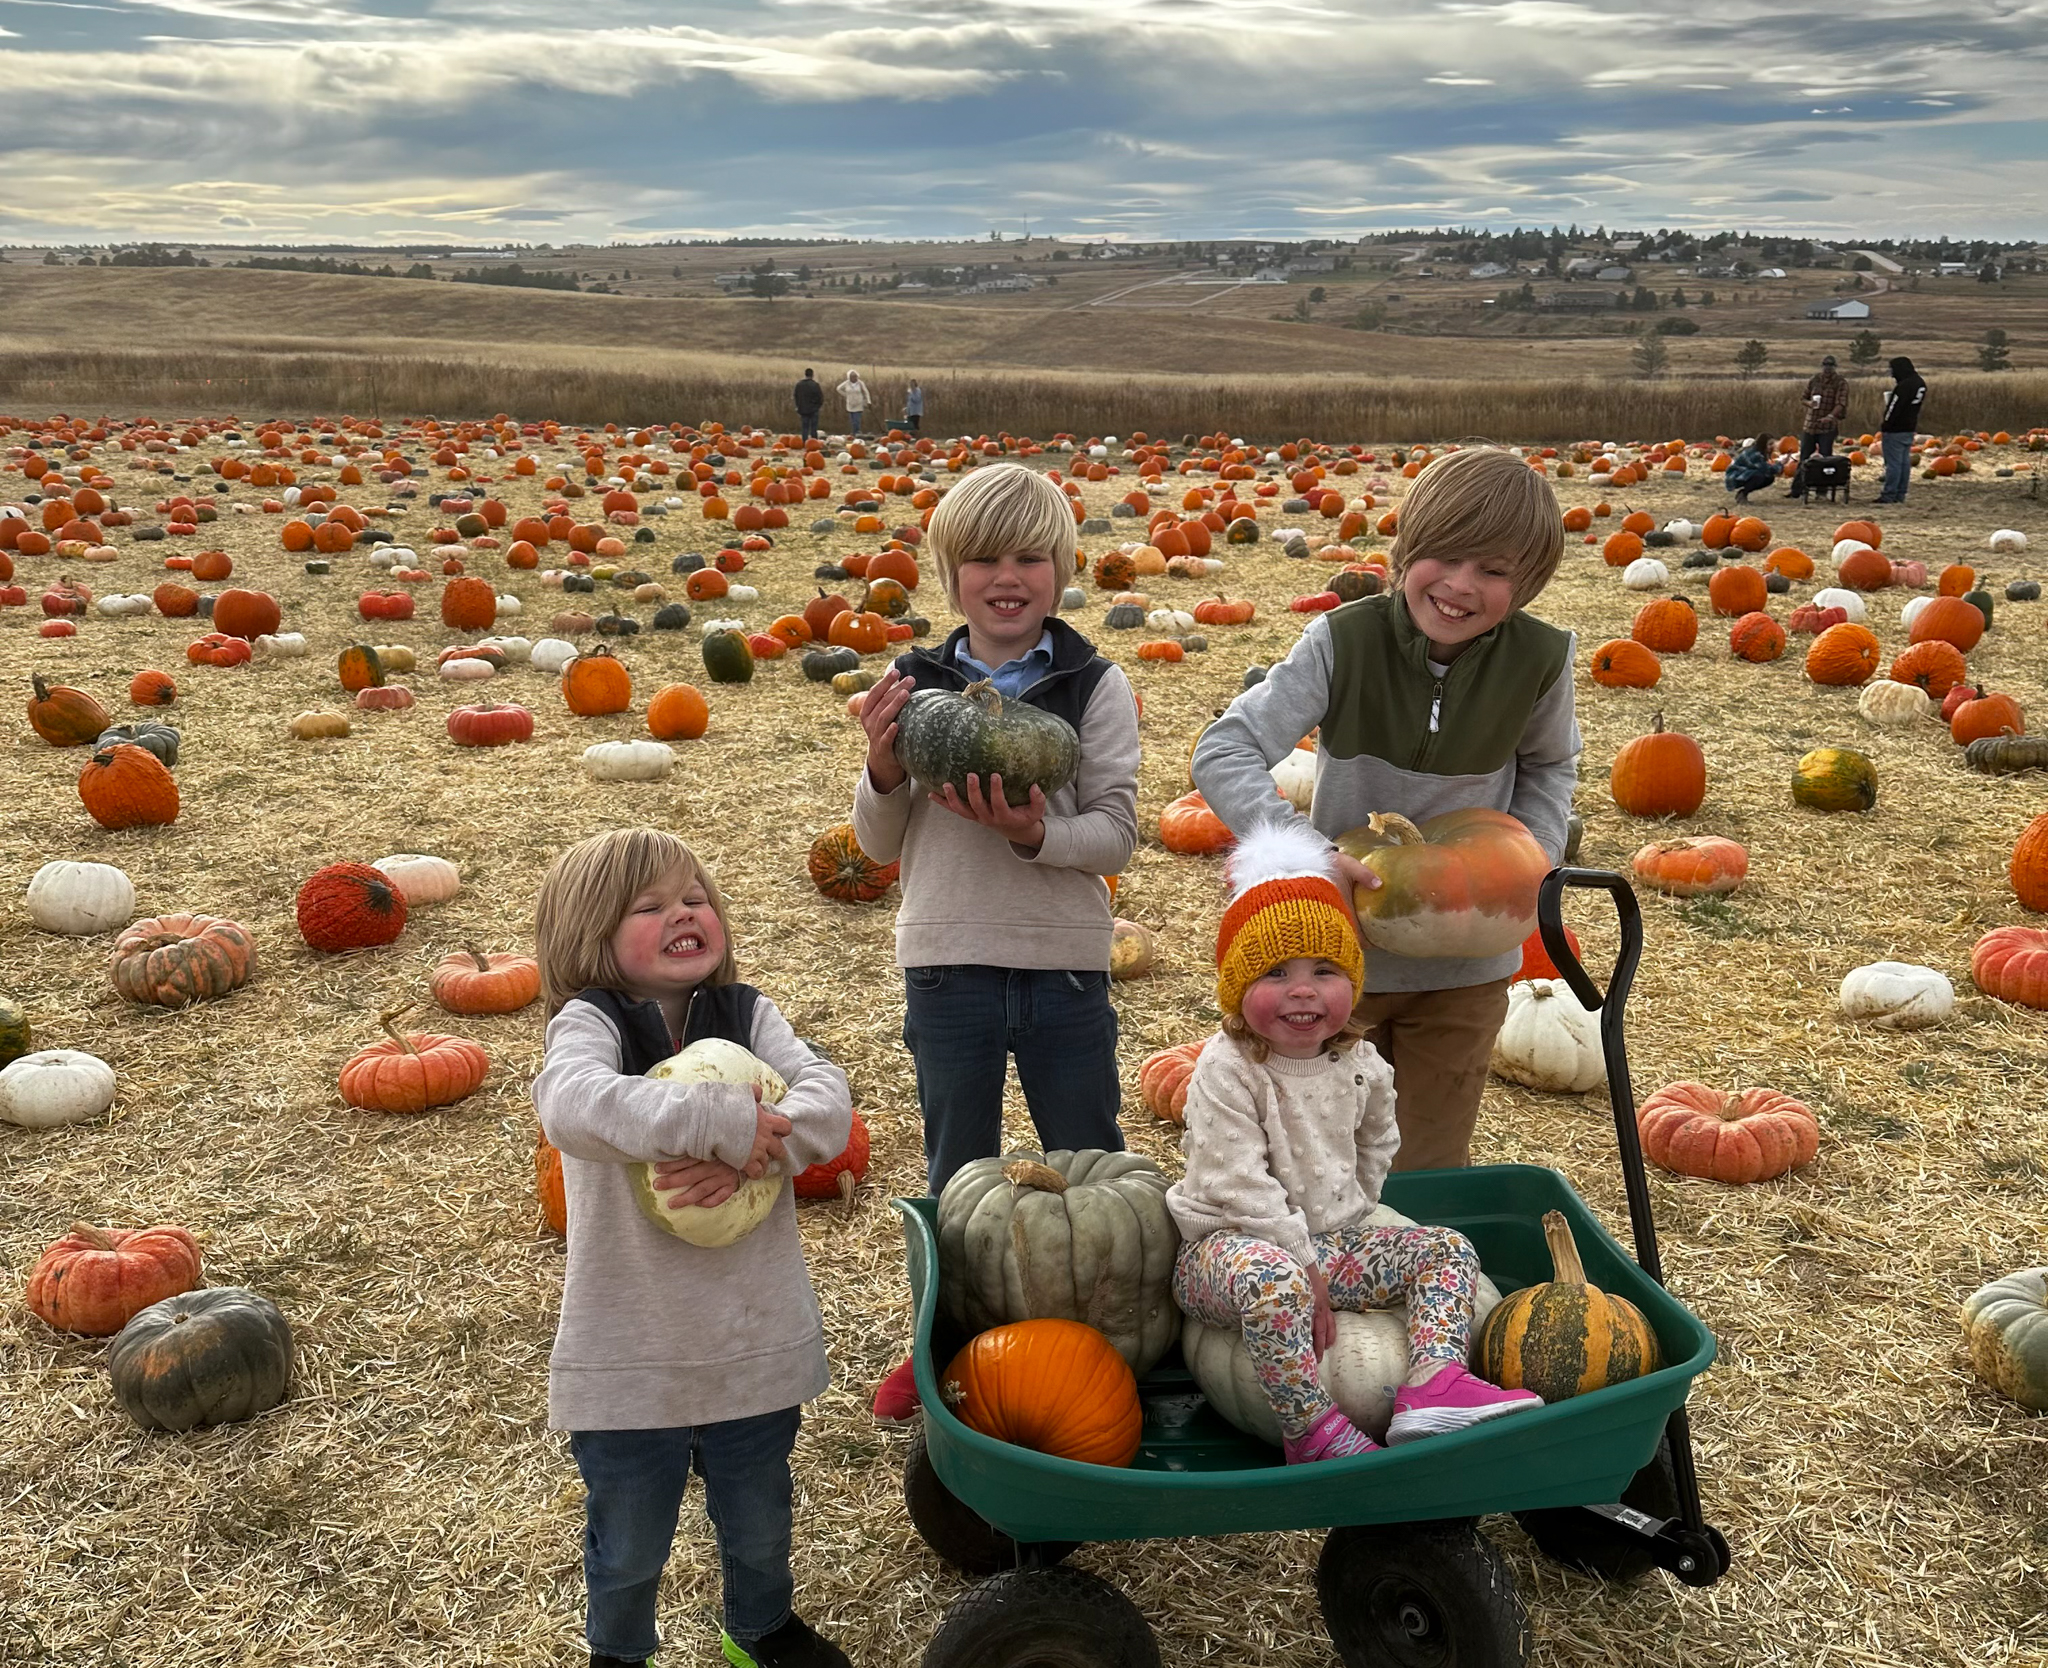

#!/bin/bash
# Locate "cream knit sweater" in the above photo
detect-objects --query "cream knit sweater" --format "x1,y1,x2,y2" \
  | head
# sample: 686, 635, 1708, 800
1165, 1031, 1401, 1269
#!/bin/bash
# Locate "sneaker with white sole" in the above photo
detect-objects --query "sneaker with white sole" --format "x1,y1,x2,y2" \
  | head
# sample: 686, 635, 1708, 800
1385, 1363, 1542, 1445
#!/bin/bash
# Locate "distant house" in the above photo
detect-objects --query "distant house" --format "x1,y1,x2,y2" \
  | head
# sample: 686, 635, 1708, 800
1540, 289, 1622, 312
1596, 265, 1631, 282
1754, 268, 1787, 279
1806, 298, 1872, 320
966, 274, 1033, 292
1564, 257, 1607, 277
1286, 255, 1336, 275
1468, 262, 1510, 280
1852, 249, 1904, 274
1936, 262, 1970, 276
1808, 246, 1845, 268
1610, 238, 1642, 254
714, 273, 753, 291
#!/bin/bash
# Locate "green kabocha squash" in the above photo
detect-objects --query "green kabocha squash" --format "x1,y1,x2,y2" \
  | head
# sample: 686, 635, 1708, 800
0, 997, 29, 1066
895, 678, 1081, 807
938, 1149, 1179, 1375
96, 723, 180, 768
1962, 1268, 2048, 1409
2006, 580, 2041, 603
1965, 733, 2048, 774
651, 603, 691, 631
1792, 746, 1878, 812
803, 646, 860, 683
1682, 549, 1719, 570
107, 1286, 294, 1431
700, 629, 754, 685
1226, 517, 1260, 544
1963, 589, 1995, 630
1326, 569, 1382, 603
1104, 602, 1146, 630
1474, 1210, 1660, 1403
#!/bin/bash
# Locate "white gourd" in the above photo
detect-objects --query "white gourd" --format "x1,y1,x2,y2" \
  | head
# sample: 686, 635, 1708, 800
634, 1039, 787, 1244
1811, 587, 1867, 623
1623, 557, 1668, 591
582, 740, 676, 782
1832, 539, 1874, 566
94, 594, 154, 618
529, 638, 579, 675
253, 632, 307, 657
1491, 980, 1605, 1093
493, 594, 523, 616
0, 1049, 118, 1130
1269, 748, 1317, 813
1839, 962, 1954, 1030
1900, 597, 1931, 632
370, 854, 461, 905
25, 860, 135, 935
1663, 519, 1699, 541
726, 584, 760, 604
1858, 680, 1932, 727
440, 657, 495, 682
1988, 530, 2028, 554
480, 635, 532, 664
1148, 608, 1196, 633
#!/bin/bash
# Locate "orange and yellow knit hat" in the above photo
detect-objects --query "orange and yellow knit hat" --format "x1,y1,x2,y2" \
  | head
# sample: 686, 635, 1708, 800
1215, 820, 1364, 1016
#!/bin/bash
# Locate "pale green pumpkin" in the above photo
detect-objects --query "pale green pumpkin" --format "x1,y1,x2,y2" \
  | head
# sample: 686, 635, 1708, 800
1962, 1268, 2048, 1409
635, 1038, 787, 1247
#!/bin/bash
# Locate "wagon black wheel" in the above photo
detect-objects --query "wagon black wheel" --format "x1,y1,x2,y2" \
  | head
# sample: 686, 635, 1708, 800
1317, 1519, 1527, 1668
902, 1429, 1079, 1579
1513, 1435, 1681, 1584
921, 1566, 1159, 1668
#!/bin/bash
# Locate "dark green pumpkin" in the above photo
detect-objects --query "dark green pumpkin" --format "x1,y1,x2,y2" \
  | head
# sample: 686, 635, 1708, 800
1682, 549, 1719, 570
2006, 580, 2041, 602
1965, 733, 2048, 774
0, 996, 29, 1066
1226, 518, 1260, 545
562, 573, 596, 594
610, 570, 651, 590
670, 552, 706, 574
594, 614, 640, 636
108, 1286, 294, 1432
303, 559, 330, 575
803, 646, 860, 682
1964, 589, 1995, 629
1643, 529, 1678, 548
651, 603, 692, 631
97, 722, 180, 768
1243, 665, 1268, 690
701, 629, 755, 684
895, 679, 1081, 807
1563, 812, 1584, 865
1325, 569, 1382, 604
1104, 603, 1145, 630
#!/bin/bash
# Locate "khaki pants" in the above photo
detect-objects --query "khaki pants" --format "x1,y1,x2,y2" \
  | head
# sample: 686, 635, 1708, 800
1352, 979, 1511, 1171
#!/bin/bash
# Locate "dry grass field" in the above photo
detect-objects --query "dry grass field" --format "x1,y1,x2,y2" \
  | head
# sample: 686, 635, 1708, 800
4, 420, 2048, 1668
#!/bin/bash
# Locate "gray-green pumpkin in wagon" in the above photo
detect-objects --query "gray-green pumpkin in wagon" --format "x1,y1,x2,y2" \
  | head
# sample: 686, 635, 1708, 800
1962, 1268, 2048, 1409
893, 678, 1079, 807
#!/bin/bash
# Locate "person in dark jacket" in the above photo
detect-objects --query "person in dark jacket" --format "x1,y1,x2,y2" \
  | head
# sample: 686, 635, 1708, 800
1724, 436, 1779, 504
1876, 357, 1927, 504
792, 369, 824, 442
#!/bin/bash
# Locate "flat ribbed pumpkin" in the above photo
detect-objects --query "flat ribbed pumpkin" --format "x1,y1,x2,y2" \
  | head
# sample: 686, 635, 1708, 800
1138, 1039, 1205, 1123
895, 678, 1080, 807
1961, 1269, 2048, 1410
1334, 807, 1549, 960
1637, 1081, 1819, 1183
940, 1318, 1143, 1467
108, 913, 257, 1007
1474, 1211, 1660, 1403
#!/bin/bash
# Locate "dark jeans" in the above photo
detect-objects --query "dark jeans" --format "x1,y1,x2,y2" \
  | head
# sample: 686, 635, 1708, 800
1798, 431, 1835, 468
847, 410, 863, 435
902, 965, 1124, 1193
798, 413, 819, 442
1881, 431, 1913, 500
906, 413, 922, 432
570, 1409, 800, 1661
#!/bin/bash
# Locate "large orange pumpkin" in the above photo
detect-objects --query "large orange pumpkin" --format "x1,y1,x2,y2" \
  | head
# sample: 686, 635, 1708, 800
1590, 638, 1660, 689
1159, 791, 1234, 854
1707, 565, 1766, 617
1630, 835, 1748, 897
1804, 623, 1881, 687
1610, 713, 1705, 817
1908, 595, 1986, 655
26, 1222, 203, 1336
1630, 597, 1698, 654
1637, 1082, 1819, 1183
940, 1319, 1143, 1467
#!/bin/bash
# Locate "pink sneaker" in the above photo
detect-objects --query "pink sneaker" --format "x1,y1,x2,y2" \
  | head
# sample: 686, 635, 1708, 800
1282, 1404, 1382, 1464
872, 1357, 921, 1423
1386, 1363, 1542, 1445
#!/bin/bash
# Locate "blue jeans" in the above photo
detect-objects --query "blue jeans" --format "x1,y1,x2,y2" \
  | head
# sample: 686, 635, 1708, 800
902, 965, 1124, 1193
798, 413, 819, 441
570, 1408, 800, 1660
1881, 431, 1913, 500
847, 410, 863, 435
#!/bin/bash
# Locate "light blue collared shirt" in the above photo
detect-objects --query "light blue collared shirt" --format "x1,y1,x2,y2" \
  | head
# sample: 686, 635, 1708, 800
957, 630, 1054, 698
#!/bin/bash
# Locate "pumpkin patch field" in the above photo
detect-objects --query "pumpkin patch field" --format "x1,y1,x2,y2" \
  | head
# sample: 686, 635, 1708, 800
7, 415, 2048, 1667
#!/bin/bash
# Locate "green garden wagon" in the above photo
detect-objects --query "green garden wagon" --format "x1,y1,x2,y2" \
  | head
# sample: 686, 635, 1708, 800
892, 870, 1732, 1667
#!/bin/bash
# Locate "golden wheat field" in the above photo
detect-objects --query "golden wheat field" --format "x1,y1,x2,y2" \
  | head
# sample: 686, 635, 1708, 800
3, 416, 2048, 1668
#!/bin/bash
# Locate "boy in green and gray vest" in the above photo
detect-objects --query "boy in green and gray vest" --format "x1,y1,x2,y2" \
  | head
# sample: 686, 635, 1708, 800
1192, 447, 1579, 1171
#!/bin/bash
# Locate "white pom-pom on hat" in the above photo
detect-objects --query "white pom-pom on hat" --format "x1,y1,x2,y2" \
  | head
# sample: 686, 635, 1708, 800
1224, 818, 1341, 903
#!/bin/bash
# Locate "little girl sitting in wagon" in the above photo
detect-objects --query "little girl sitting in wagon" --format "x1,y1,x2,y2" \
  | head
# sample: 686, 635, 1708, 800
1167, 822, 1542, 1463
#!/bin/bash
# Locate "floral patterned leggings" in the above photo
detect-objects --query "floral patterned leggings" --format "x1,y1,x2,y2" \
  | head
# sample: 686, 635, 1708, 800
1174, 1223, 1480, 1439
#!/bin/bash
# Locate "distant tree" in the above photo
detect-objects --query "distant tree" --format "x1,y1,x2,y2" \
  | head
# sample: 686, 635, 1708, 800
1631, 334, 1670, 376
1308, 286, 1327, 303
1348, 301, 1387, 331
1699, 288, 1716, 306
1734, 338, 1769, 378
1292, 294, 1313, 321
1654, 316, 1700, 336
1979, 328, 2012, 372
750, 273, 790, 300
1979, 262, 2002, 284
1669, 287, 1688, 308
1052, 247, 1071, 261
404, 263, 436, 279
1847, 330, 1882, 367
1632, 285, 1659, 311
672, 264, 682, 278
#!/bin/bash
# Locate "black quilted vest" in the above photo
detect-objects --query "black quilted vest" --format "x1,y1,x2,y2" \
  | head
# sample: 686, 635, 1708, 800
573, 984, 761, 1076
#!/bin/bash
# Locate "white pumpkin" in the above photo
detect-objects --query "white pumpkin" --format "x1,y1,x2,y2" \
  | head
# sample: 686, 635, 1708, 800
0, 1049, 118, 1130
1839, 961, 1954, 1030
1270, 747, 1317, 813
530, 638, 580, 675
1858, 679, 1932, 727
1900, 596, 1932, 633
493, 593, 523, 616
699, 617, 747, 635
1832, 538, 1875, 566
370, 853, 461, 905
1622, 557, 1668, 591
253, 632, 308, 658
1988, 529, 2028, 554
1491, 980, 1605, 1093
1811, 587, 1867, 623
440, 657, 495, 681
479, 635, 532, 664
382, 546, 419, 566
94, 593, 154, 618
1148, 608, 1196, 633
726, 584, 760, 604
1662, 519, 1699, 542
25, 860, 135, 935
635, 1039, 788, 1245
583, 740, 676, 782
1183, 1204, 1503, 1445
366, 549, 398, 571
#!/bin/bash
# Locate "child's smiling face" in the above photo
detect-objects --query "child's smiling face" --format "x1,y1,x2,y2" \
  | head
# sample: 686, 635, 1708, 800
954, 546, 1058, 662
610, 869, 726, 1009
1401, 554, 1517, 659
1240, 956, 1357, 1059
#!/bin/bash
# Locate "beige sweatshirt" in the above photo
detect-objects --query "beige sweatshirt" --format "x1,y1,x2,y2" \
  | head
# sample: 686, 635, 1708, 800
1165, 1031, 1401, 1270
532, 995, 852, 1431
852, 666, 1140, 971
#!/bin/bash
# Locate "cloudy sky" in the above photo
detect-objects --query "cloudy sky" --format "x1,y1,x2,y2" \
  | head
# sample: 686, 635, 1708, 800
0, 0, 2040, 247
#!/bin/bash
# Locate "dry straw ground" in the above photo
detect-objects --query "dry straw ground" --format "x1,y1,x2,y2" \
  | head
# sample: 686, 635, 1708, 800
3, 425, 2048, 1668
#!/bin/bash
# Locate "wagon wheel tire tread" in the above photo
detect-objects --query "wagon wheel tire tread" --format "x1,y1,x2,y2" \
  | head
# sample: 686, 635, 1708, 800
921, 1566, 1160, 1668
902, 1430, 1079, 1579
1318, 1519, 1528, 1668
1512, 1435, 1682, 1585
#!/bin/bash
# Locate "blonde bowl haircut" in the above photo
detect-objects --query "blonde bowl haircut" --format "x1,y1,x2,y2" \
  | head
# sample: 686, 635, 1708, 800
1390, 447, 1566, 610
536, 827, 737, 1018
926, 463, 1078, 612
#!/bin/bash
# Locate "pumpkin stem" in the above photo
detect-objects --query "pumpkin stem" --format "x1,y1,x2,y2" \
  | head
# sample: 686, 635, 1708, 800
465, 946, 492, 972
69, 1222, 118, 1250
1003, 1158, 1069, 1194
837, 1169, 856, 1208
1650, 711, 1667, 735
377, 1005, 420, 1056
1540, 1209, 1589, 1286
1365, 811, 1427, 846
963, 677, 1003, 717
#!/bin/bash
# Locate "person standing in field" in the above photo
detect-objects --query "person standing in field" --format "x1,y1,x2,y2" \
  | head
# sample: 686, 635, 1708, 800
793, 369, 823, 443
837, 369, 869, 436
1876, 356, 1927, 505
904, 380, 924, 434
1789, 353, 1848, 490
